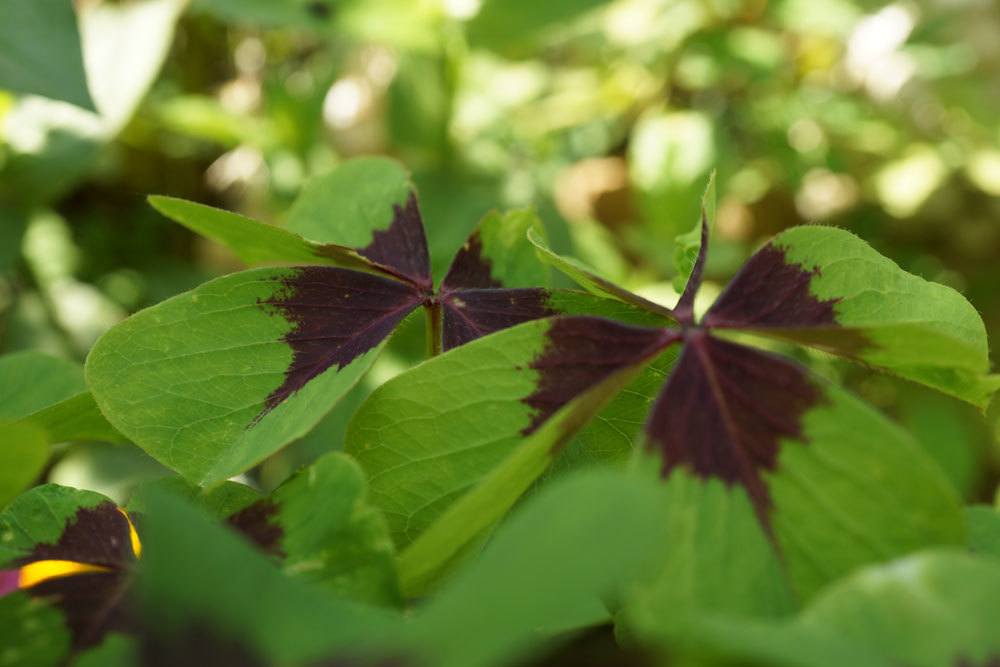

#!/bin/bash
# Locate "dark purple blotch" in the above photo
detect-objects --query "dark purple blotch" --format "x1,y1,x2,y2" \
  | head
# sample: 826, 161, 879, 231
28, 570, 133, 650
522, 317, 678, 436
438, 229, 557, 351
705, 243, 839, 329
256, 267, 423, 422
226, 499, 284, 557
441, 288, 554, 352
442, 232, 501, 290
356, 192, 432, 289
22, 503, 136, 569
645, 331, 824, 527
703, 242, 871, 355
10, 504, 139, 648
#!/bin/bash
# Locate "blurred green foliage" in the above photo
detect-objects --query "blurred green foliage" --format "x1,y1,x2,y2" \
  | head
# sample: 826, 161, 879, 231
1, 0, 998, 498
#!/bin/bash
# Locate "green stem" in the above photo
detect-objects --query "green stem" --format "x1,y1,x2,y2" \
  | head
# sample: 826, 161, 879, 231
425, 302, 443, 358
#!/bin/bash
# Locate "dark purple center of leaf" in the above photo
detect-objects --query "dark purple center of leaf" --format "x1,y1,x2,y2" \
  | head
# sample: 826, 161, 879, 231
356, 192, 432, 290
522, 317, 678, 436
27, 570, 133, 650
441, 288, 554, 352
22, 503, 136, 569
442, 232, 501, 290
704, 244, 838, 329
645, 332, 824, 527
256, 267, 423, 422
226, 499, 284, 557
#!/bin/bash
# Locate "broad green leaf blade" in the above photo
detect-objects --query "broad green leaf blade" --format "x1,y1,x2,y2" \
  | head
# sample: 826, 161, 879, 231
287, 156, 431, 287
629, 551, 1000, 667
408, 469, 671, 667
704, 225, 1000, 407
621, 468, 795, 635
0, 422, 48, 508
798, 551, 1000, 667
442, 209, 549, 290
966, 505, 1000, 560
0, 0, 95, 110
86, 267, 418, 485
0, 591, 70, 667
20, 392, 126, 445
465, 0, 611, 58
148, 195, 374, 271
135, 489, 400, 664
528, 227, 676, 321
0, 351, 85, 421
260, 453, 401, 606
347, 317, 676, 589
644, 334, 964, 603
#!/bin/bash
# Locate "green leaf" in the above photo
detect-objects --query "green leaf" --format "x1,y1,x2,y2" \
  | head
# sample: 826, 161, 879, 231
672, 171, 716, 294
466, 0, 611, 57
0, 422, 48, 508
407, 469, 671, 667
622, 351, 964, 643
0, 484, 117, 566
148, 195, 369, 270
966, 505, 1000, 560
0, 592, 69, 667
705, 225, 1000, 407
443, 209, 549, 289
766, 376, 965, 599
135, 488, 400, 664
348, 317, 674, 592
267, 453, 400, 606
127, 477, 261, 519
190, 0, 338, 29
528, 228, 676, 320
287, 157, 413, 249
0, 352, 85, 421
798, 551, 1000, 667
86, 268, 391, 485
21, 392, 126, 445
621, 468, 795, 634
0, 0, 95, 110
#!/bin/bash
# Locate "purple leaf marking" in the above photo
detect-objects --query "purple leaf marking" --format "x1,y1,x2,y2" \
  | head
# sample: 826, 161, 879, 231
28, 570, 132, 649
645, 331, 824, 526
227, 500, 284, 557
441, 288, 554, 352
704, 243, 839, 330
438, 228, 556, 350
522, 317, 680, 436
22, 503, 136, 569
355, 192, 432, 289
257, 267, 424, 422
442, 232, 501, 290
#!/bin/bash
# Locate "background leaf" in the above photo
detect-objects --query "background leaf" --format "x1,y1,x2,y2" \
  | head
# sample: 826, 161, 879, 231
0, 0, 95, 110
0, 352, 85, 421
0, 422, 48, 508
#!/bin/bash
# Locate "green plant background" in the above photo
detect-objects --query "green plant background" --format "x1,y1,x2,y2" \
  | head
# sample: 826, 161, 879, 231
2, 0, 1000, 664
